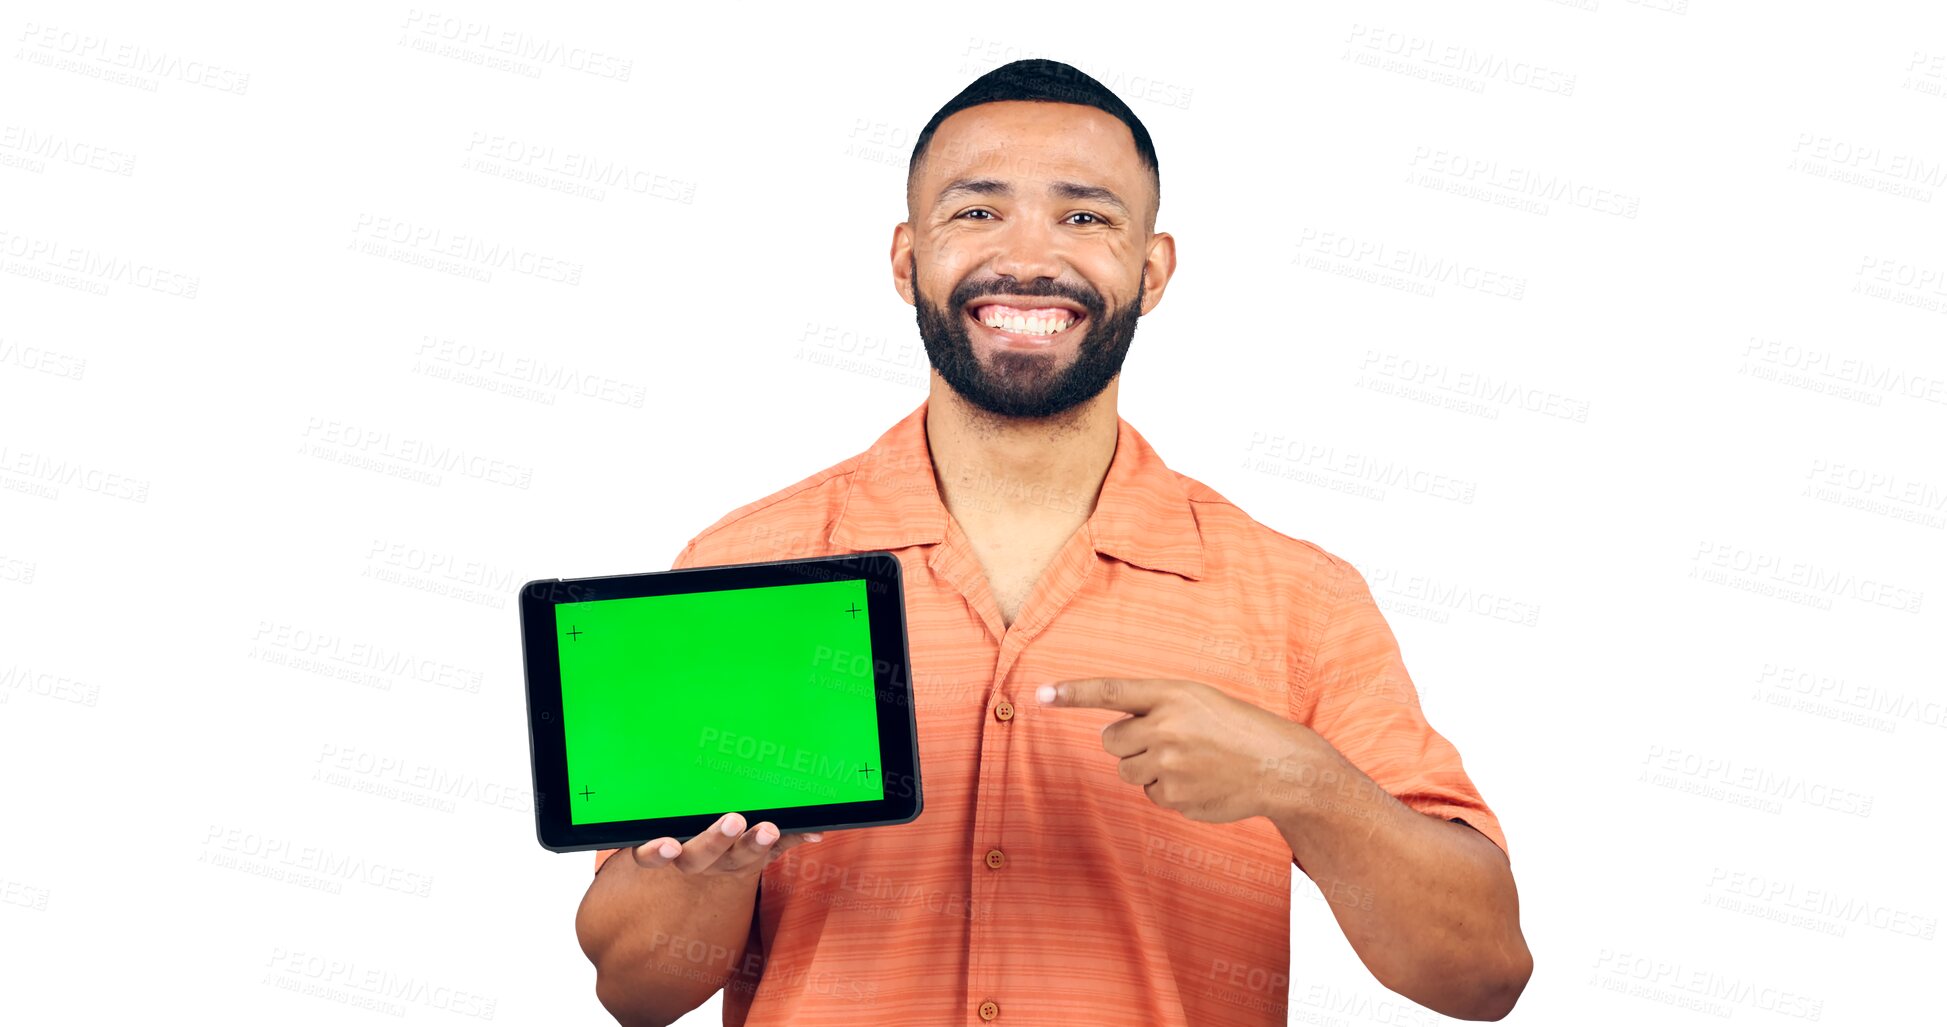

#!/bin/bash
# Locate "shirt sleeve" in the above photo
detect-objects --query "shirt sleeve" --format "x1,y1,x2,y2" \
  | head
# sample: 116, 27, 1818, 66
593, 537, 704, 876
1292, 554, 1509, 858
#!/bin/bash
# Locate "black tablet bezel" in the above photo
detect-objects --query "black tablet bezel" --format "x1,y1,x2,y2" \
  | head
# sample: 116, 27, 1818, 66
519, 550, 921, 854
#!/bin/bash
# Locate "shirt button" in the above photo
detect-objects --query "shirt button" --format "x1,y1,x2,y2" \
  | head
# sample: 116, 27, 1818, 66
978, 999, 1000, 1020
984, 848, 1006, 869
994, 700, 1014, 721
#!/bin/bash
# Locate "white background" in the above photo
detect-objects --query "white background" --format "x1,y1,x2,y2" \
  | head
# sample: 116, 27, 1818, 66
2, 2, 1942, 1024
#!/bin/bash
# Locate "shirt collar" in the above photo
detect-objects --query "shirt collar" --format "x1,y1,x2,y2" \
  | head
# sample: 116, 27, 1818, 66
829, 398, 1205, 581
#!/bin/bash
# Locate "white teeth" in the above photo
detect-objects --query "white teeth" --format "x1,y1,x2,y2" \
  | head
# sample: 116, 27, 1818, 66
980, 311, 1073, 336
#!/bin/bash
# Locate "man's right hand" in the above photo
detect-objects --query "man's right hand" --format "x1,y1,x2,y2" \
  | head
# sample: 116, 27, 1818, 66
627, 812, 825, 876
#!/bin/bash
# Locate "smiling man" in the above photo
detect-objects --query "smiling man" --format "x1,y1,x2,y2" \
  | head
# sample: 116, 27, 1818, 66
576, 59, 1531, 1026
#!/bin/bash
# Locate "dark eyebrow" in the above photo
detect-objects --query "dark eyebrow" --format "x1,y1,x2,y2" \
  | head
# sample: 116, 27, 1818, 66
934, 177, 1130, 217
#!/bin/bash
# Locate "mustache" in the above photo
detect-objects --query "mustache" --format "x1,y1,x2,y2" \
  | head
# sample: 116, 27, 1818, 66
948, 279, 1102, 315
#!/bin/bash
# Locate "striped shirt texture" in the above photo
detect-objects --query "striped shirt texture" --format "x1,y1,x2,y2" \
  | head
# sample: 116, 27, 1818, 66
592, 397, 1507, 1025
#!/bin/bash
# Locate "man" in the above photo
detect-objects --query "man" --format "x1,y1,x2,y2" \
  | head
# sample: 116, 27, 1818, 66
577, 59, 1531, 1026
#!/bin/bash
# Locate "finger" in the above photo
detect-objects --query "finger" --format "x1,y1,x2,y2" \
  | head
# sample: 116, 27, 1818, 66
630, 836, 684, 869
761, 830, 827, 867
1099, 713, 1153, 758
668, 811, 747, 873
1038, 677, 1165, 714
711, 820, 785, 874
1118, 751, 1163, 788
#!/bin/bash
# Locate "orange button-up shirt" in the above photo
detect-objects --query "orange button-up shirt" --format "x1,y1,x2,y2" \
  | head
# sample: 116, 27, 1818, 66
593, 398, 1507, 1026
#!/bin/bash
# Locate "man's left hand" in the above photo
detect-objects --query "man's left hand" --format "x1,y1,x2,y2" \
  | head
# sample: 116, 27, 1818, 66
1037, 677, 1328, 824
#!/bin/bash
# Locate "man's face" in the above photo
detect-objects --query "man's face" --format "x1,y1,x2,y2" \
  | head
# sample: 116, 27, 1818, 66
903, 101, 1158, 420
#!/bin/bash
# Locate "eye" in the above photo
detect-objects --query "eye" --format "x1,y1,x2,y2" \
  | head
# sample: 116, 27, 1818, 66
956, 209, 995, 220
1067, 212, 1106, 226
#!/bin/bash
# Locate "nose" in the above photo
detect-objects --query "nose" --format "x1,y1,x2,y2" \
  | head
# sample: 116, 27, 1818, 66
987, 215, 1066, 284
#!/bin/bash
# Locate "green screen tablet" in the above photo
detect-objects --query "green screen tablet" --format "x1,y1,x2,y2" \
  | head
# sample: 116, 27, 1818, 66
520, 551, 921, 853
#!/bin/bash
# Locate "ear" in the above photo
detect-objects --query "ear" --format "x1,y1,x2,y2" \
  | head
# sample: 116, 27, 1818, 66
1139, 232, 1176, 316
890, 223, 916, 306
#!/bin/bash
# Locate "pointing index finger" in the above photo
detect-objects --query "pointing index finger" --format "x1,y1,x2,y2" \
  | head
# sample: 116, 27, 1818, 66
1037, 678, 1162, 714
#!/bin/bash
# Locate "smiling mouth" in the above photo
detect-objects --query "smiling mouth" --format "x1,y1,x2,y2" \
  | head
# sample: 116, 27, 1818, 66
964, 302, 1086, 342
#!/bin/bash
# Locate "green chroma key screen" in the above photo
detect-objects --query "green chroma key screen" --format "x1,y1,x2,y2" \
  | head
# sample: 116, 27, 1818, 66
555, 577, 885, 825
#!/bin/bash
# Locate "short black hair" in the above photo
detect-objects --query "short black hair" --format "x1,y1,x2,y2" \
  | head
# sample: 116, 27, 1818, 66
907, 58, 1160, 232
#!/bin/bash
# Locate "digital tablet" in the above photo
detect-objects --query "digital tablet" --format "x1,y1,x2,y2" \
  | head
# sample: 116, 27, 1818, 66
519, 551, 921, 854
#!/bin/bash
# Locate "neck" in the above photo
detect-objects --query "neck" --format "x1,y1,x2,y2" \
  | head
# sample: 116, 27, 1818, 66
923, 378, 1119, 528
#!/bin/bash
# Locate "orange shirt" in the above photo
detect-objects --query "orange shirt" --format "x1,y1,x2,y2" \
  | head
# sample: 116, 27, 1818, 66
593, 398, 1507, 1026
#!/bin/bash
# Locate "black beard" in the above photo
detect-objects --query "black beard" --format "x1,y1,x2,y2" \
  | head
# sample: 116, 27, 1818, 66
911, 251, 1145, 420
